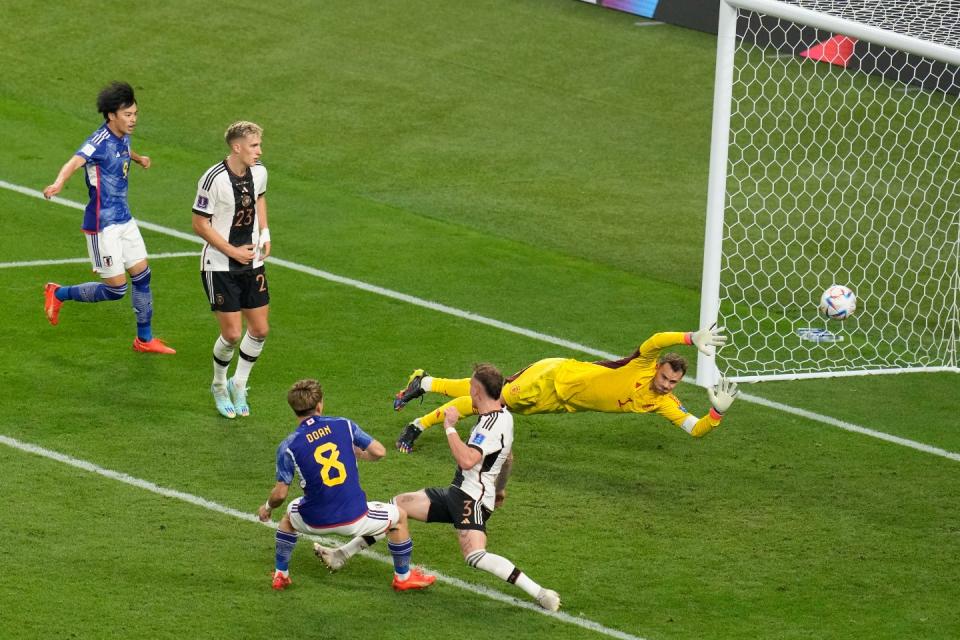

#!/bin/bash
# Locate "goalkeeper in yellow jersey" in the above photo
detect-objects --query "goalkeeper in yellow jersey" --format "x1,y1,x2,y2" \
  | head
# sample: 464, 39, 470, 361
392, 326, 739, 453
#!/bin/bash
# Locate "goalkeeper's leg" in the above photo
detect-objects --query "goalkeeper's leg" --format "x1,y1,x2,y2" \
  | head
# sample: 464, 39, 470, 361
396, 395, 476, 453
427, 376, 471, 398
417, 395, 476, 431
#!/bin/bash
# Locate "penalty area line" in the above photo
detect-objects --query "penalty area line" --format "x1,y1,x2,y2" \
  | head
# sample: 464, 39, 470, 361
0, 433, 648, 640
2, 178, 957, 464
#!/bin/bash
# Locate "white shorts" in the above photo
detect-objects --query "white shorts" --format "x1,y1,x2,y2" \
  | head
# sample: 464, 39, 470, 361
287, 498, 399, 538
85, 219, 148, 278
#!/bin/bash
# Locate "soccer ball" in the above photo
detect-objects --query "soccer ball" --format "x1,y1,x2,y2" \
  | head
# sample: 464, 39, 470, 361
819, 285, 857, 320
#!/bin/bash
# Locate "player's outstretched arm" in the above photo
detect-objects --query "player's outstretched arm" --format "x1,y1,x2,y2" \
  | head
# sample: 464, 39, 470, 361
354, 439, 386, 461
689, 324, 728, 357
258, 481, 290, 522
668, 375, 739, 438
43, 155, 87, 199
708, 376, 739, 414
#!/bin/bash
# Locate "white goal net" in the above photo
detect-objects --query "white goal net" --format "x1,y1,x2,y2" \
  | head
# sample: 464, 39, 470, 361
698, 0, 960, 384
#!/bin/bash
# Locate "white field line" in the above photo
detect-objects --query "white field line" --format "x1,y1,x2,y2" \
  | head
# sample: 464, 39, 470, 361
0, 433, 646, 640
3, 178, 958, 465
0, 252, 197, 269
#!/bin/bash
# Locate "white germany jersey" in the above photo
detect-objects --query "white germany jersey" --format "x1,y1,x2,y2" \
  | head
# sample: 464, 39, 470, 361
193, 160, 268, 272
452, 407, 514, 512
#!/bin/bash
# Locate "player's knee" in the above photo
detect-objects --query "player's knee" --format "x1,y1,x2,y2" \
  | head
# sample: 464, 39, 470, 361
249, 323, 269, 340
102, 283, 128, 300
130, 266, 151, 289
220, 330, 242, 345
278, 513, 296, 533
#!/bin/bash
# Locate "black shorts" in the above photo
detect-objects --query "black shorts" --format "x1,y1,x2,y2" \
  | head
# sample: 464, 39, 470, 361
425, 486, 492, 532
201, 266, 270, 312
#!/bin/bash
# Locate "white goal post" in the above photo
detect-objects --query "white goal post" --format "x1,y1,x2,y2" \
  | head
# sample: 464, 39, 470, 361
697, 0, 960, 385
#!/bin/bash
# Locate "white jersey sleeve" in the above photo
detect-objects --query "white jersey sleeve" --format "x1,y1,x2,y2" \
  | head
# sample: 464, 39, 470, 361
252, 162, 267, 196
454, 408, 514, 511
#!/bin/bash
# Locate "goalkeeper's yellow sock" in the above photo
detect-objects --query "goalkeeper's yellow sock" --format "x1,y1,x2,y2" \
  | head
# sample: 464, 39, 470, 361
417, 395, 476, 430
429, 377, 471, 398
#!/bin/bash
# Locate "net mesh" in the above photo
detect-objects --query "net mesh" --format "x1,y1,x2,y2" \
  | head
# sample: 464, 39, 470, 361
715, 0, 960, 380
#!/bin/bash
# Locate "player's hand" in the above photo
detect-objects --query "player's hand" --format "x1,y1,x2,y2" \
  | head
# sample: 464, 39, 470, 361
691, 324, 728, 356
257, 504, 272, 522
708, 376, 739, 414
43, 183, 62, 199
443, 406, 461, 428
137, 155, 152, 169
495, 490, 507, 509
230, 244, 255, 265
259, 241, 271, 260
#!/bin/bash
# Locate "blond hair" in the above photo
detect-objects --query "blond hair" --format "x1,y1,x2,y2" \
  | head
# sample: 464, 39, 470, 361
224, 121, 263, 145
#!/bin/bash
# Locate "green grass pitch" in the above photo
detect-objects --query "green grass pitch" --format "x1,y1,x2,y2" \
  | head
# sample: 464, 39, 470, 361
0, 1, 958, 639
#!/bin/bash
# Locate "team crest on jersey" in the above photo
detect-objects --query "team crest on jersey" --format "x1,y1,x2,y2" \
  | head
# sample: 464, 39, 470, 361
103, 256, 113, 267
240, 193, 253, 207
470, 433, 486, 446
195, 195, 209, 209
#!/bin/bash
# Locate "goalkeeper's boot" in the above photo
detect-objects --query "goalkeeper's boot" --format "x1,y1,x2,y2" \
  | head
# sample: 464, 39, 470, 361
536, 588, 561, 612
132, 337, 176, 354
393, 369, 427, 411
44, 283, 63, 326
392, 567, 436, 591
313, 543, 347, 572
271, 570, 292, 591
211, 383, 236, 419
228, 377, 250, 417
395, 423, 423, 454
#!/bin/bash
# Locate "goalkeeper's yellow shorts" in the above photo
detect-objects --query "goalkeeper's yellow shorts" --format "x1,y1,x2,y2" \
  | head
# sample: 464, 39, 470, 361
501, 357, 568, 415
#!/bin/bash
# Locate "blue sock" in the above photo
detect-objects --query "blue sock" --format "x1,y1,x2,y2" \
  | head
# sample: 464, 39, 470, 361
130, 268, 153, 341
58, 282, 126, 302
387, 538, 413, 578
275, 530, 298, 573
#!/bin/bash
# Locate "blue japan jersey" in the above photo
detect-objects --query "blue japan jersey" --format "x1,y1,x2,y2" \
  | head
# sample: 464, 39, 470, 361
275, 415, 375, 528
75, 124, 133, 232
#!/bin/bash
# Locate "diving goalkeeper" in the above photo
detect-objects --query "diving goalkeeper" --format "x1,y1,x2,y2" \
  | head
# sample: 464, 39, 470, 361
393, 326, 739, 453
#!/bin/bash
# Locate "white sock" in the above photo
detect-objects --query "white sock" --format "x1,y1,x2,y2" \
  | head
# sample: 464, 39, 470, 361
466, 550, 542, 598
421, 376, 434, 392
341, 532, 384, 559
513, 573, 543, 599
212, 335, 235, 386
233, 331, 265, 387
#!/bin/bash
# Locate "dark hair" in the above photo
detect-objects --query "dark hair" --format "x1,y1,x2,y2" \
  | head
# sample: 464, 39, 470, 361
97, 82, 136, 119
472, 363, 504, 400
658, 353, 688, 376
288, 379, 323, 417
